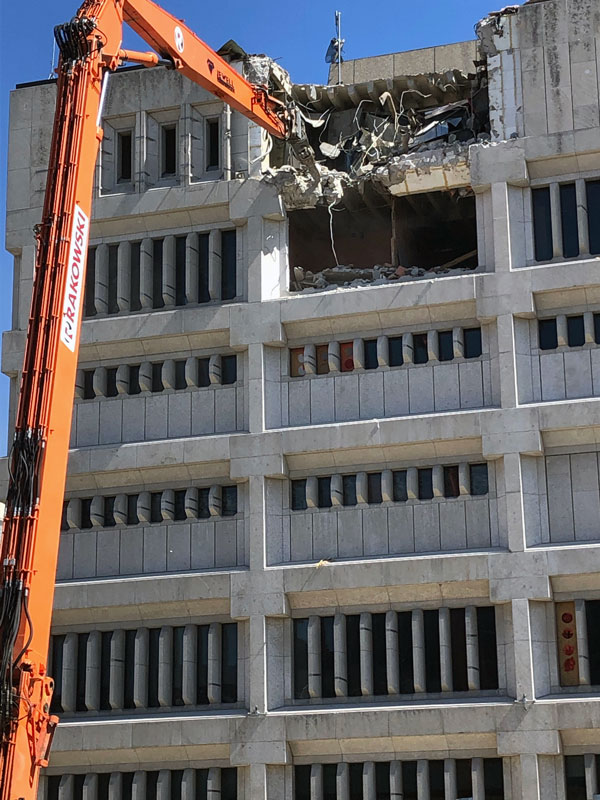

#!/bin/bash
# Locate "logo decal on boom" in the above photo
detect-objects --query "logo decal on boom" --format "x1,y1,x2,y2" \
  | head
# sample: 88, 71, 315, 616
60, 204, 89, 353
174, 26, 185, 54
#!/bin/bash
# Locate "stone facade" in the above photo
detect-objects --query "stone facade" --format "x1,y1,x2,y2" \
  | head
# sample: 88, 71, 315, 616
3, 1, 600, 798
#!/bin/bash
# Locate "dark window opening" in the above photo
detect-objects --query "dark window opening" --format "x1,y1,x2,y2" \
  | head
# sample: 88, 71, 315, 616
75, 632, 88, 711
413, 333, 428, 364
388, 336, 403, 367
80, 498, 93, 529
293, 619, 309, 699
50, 634, 65, 712
117, 130, 133, 182
108, 244, 119, 314
470, 463, 489, 496
84, 247, 96, 317
198, 232, 210, 303
323, 764, 337, 800
196, 624, 209, 704
320, 616, 335, 698
429, 759, 445, 800
398, 611, 414, 693
83, 370, 95, 400
294, 766, 310, 800
343, 474, 357, 506
586, 599, 600, 685
124, 629, 136, 708
402, 761, 418, 800
318, 476, 332, 508
594, 313, 600, 345
198, 358, 210, 387
587, 179, 600, 255
532, 186, 553, 262
174, 360, 187, 390
567, 315, 585, 347
418, 468, 433, 501
104, 496, 116, 527
222, 486, 238, 516
221, 623, 238, 702
464, 327, 482, 359
221, 355, 237, 385
129, 241, 141, 312
147, 628, 160, 707
565, 755, 586, 800
221, 230, 237, 301
173, 490, 187, 521
106, 367, 118, 398
423, 610, 441, 692
483, 758, 504, 800
340, 341, 354, 372
456, 759, 473, 799
206, 118, 220, 170
291, 479, 307, 511
197, 488, 211, 519
539, 318, 558, 350
367, 472, 382, 504
151, 362, 163, 393
172, 627, 184, 705
128, 365, 141, 395
349, 763, 364, 800
364, 339, 378, 369
443, 466, 459, 498
477, 606, 499, 690
150, 492, 162, 523
316, 343, 330, 374
221, 768, 237, 800
152, 238, 164, 309
393, 470, 407, 502
372, 613, 387, 695
450, 608, 468, 692
375, 761, 391, 800
175, 236, 187, 306
127, 494, 139, 525
438, 330, 453, 361
162, 125, 177, 177
61, 501, 68, 531
346, 615, 361, 697
560, 183, 579, 258
290, 348, 304, 378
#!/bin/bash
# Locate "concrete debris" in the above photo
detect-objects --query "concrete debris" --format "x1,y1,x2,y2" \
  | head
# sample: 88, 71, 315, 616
292, 261, 478, 292
263, 163, 350, 209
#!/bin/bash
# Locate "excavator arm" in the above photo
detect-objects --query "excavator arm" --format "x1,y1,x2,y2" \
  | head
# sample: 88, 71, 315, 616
0, 3, 291, 798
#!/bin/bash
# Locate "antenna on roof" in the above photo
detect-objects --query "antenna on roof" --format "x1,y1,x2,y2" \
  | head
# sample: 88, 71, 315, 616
325, 11, 345, 85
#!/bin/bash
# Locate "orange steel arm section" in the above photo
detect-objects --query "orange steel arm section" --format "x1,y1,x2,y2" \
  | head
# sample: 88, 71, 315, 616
0, 2, 290, 799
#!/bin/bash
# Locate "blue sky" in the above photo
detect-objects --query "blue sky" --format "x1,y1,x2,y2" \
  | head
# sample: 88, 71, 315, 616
0, 0, 498, 454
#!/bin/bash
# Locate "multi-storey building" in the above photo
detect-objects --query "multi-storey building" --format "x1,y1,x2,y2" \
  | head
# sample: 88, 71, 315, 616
4, 0, 600, 797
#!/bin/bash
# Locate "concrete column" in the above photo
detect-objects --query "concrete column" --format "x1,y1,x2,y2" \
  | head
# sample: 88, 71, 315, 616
427, 329, 439, 361
208, 622, 222, 704
185, 232, 199, 303
308, 616, 322, 699
182, 624, 197, 705
360, 612, 373, 696
363, 762, 376, 800
575, 599, 591, 686
84, 630, 101, 711
334, 613, 347, 696
131, 772, 147, 800
584, 312, 595, 344
109, 629, 125, 709
158, 626, 173, 707
386, 610, 400, 694
453, 327, 464, 359
181, 770, 196, 800
248, 343, 266, 434
58, 775, 74, 800
465, 606, 480, 690
491, 182, 512, 270
116, 241, 130, 312
377, 335, 389, 366
303, 344, 317, 375
331, 474, 343, 506
412, 609, 426, 693
248, 476, 267, 571
585, 753, 598, 799
416, 759, 430, 799
108, 773, 122, 800
82, 774, 98, 800
161, 361, 176, 391
310, 764, 323, 800
495, 314, 518, 409
576, 178, 590, 256
133, 628, 149, 708
471, 758, 485, 800
336, 763, 349, 800
94, 243, 109, 314
439, 608, 453, 692
250, 615, 268, 713
503, 452, 526, 552
162, 234, 176, 306
390, 761, 403, 799
353, 338, 365, 370
512, 598, 535, 701
519, 754, 541, 800
139, 237, 153, 308
444, 759, 457, 800
61, 632, 78, 712
208, 228, 221, 301
156, 771, 171, 800
249, 764, 268, 800
549, 182, 562, 258
207, 767, 221, 800
92, 367, 107, 398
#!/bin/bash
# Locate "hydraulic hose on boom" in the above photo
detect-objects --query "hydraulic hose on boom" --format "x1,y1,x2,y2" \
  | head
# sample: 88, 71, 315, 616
0, 3, 292, 798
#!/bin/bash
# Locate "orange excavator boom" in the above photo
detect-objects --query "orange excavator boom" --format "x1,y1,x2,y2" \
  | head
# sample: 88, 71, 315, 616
0, 3, 292, 798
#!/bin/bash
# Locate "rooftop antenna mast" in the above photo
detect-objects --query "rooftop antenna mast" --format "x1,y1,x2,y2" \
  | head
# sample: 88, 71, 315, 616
335, 11, 343, 85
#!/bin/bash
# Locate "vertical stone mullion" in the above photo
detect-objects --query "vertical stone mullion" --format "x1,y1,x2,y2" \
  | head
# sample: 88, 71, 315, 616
208, 622, 222, 704
576, 178, 590, 256
412, 609, 426, 693
162, 234, 176, 306
585, 753, 598, 798
386, 610, 399, 695
444, 759, 457, 800
139, 237, 153, 309
133, 628, 149, 708
308, 616, 322, 699
363, 762, 376, 800
334, 613, 347, 697
465, 606, 480, 690
108, 773, 123, 800
116, 241, 130, 312
390, 761, 403, 799
58, 775, 74, 800
416, 760, 430, 800
84, 630, 101, 711
310, 764, 323, 800
549, 182, 562, 258
158, 626, 173, 707
207, 767, 221, 799
131, 772, 146, 800
209, 229, 221, 301
82, 774, 98, 800
94, 243, 109, 315
109, 629, 125, 710
471, 757, 485, 800
156, 771, 171, 800
61, 632, 78, 713
575, 599, 591, 686
182, 624, 198, 705
336, 763, 349, 800
360, 612, 373, 696
186, 232, 199, 304
439, 608, 453, 692
181, 770, 196, 800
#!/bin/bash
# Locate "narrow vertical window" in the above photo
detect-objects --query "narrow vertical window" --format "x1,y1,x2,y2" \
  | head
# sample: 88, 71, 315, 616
293, 619, 309, 699
538, 318, 558, 350
397, 611, 414, 693
221, 355, 237, 385
483, 758, 505, 800
438, 330, 453, 361
532, 187, 553, 262
429, 760, 445, 800
346, 615, 361, 696
147, 628, 160, 707
470, 464, 489, 496
316, 344, 330, 374
413, 333, 428, 364
423, 610, 441, 692
317, 476, 332, 508
222, 486, 238, 516
320, 616, 335, 698
84, 247, 96, 317
152, 238, 164, 308
388, 336, 403, 367
363, 339, 378, 369
560, 183, 579, 258
174, 360, 187, 390
291, 479, 307, 511
567, 315, 585, 347
221, 229, 237, 301
418, 468, 433, 500
372, 613, 387, 695
175, 235, 186, 305
220, 768, 237, 800
206, 118, 220, 170
564, 755, 586, 800
586, 599, 600, 685
221, 623, 238, 702
198, 232, 210, 303
129, 241, 141, 311
450, 608, 468, 691
367, 472, 382, 504
477, 606, 499, 690
463, 327, 482, 359
586, 179, 600, 255
393, 471, 407, 502
161, 124, 177, 176
117, 130, 133, 182
342, 474, 357, 506
294, 766, 311, 800
443, 465, 459, 498
197, 624, 209, 704
198, 487, 211, 518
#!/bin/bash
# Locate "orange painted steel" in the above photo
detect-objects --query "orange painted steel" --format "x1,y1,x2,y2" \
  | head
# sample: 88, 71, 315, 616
0, 2, 289, 798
